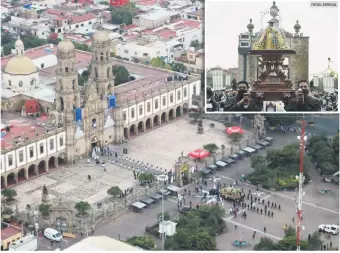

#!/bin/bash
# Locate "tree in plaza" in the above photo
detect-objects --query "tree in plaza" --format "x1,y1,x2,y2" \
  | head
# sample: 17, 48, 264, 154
107, 186, 122, 198
228, 132, 243, 142
307, 232, 323, 250
250, 155, 267, 170
332, 135, 339, 166
138, 172, 155, 184
111, 3, 137, 25
39, 203, 51, 217
203, 143, 218, 154
190, 231, 216, 250
253, 238, 275, 251
169, 62, 187, 73
149, 57, 171, 70
1, 188, 17, 202
74, 201, 91, 216
157, 212, 170, 221
112, 65, 130, 85
126, 236, 155, 250
265, 114, 299, 127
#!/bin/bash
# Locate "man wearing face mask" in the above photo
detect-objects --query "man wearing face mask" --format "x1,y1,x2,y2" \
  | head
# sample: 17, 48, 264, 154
224, 81, 258, 111
284, 80, 321, 111
206, 87, 219, 111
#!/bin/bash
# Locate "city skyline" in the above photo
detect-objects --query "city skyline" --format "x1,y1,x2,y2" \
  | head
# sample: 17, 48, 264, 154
205, 0, 339, 78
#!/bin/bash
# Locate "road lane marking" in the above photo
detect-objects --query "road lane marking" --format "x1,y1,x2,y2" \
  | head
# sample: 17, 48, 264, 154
218, 175, 339, 215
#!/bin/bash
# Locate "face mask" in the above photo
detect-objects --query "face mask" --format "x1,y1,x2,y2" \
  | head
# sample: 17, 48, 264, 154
238, 90, 247, 96
302, 89, 309, 96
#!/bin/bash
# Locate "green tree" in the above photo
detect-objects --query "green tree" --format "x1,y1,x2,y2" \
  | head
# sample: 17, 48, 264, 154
107, 186, 122, 198
39, 203, 51, 217
203, 143, 218, 154
73, 42, 91, 52
229, 132, 243, 142
22, 35, 46, 50
251, 155, 267, 170
74, 201, 91, 216
274, 236, 308, 250
112, 65, 130, 85
157, 212, 170, 221
307, 232, 323, 250
1, 188, 17, 202
190, 231, 216, 250
149, 57, 171, 70
111, 3, 137, 25
138, 172, 154, 183
265, 114, 299, 127
126, 236, 155, 250
253, 238, 275, 250
170, 62, 187, 73
190, 40, 200, 48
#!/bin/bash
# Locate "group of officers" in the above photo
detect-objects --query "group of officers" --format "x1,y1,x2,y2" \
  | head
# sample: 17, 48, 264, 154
206, 79, 337, 112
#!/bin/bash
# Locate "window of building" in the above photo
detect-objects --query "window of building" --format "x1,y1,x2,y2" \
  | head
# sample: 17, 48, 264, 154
76, 25, 79, 28
58, 28, 61, 33
131, 108, 135, 118
107, 68, 110, 78
123, 112, 127, 121
92, 119, 97, 128
49, 139, 54, 150
29, 146, 34, 158
8, 155, 13, 166
193, 85, 196, 95
147, 102, 151, 112
162, 97, 166, 106
19, 81, 23, 87
89, 21, 92, 24
100, 53, 104, 61
81, 23, 84, 27
177, 90, 181, 100
8, 80, 11, 86
60, 137, 64, 146
135, 52, 137, 55
41, 63, 44, 68
184, 87, 187, 97
155, 99, 159, 109
19, 150, 24, 162
40, 143, 44, 154
156, 51, 160, 55
170, 94, 174, 103
139, 105, 143, 115
124, 49, 129, 54
65, 67, 69, 73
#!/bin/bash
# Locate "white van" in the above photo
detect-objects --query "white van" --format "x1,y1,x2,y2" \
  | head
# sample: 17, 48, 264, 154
44, 228, 63, 242
319, 224, 339, 235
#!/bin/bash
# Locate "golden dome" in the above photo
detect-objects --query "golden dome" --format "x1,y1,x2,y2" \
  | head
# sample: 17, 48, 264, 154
4, 56, 38, 75
57, 39, 75, 52
93, 30, 110, 42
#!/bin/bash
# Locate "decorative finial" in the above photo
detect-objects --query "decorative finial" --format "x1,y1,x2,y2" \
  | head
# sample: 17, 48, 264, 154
328, 57, 331, 68
247, 18, 254, 33
294, 20, 301, 33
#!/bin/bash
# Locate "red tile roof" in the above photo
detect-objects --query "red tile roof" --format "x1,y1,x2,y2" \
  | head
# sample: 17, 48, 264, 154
25, 100, 40, 114
174, 19, 202, 29
1, 226, 21, 241
124, 24, 137, 30
47, 9, 65, 16
71, 13, 96, 24
156, 29, 177, 39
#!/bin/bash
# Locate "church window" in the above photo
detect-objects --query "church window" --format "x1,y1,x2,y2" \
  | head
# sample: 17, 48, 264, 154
147, 102, 151, 112
59, 80, 63, 90
19, 81, 23, 87
184, 87, 187, 97
131, 108, 135, 118
155, 99, 159, 109
162, 96, 166, 106
72, 79, 76, 89
139, 105, 143, 115
8, 80, 11, 86
170, 94, 174, 103
59, 137, 64, 147
107, 68, 110, 78
106, 52, 109, 60
123, 112, 127, 121
177, 90, 181, 100
65, 67, 69, 73
94, 68, 98, 79
92, 119, 97, 128
49, 139, 54, 150
100, 53, 104, 61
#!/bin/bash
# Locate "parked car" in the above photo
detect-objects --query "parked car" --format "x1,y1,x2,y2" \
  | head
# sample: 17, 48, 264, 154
318, 224, 339, 235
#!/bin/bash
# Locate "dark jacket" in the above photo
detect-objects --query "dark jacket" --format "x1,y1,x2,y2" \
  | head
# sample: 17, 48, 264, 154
224, 96, 259, 112
285, 95, 321, 112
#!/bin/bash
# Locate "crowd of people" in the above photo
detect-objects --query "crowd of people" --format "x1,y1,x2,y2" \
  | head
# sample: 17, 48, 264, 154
206, 79, 338, 112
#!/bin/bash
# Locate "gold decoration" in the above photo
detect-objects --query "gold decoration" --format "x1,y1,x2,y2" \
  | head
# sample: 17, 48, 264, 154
253, 25, 290, 50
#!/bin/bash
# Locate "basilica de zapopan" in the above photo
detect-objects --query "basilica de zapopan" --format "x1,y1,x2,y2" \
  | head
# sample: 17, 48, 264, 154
0, 30, 201, 188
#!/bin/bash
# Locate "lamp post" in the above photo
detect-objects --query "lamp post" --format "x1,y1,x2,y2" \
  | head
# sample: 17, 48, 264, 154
34, 222, 39, 250
157, 174, 168, 250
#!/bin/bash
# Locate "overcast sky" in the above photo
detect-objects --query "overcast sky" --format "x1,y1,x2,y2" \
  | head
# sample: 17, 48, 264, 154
205, 0, 339, 77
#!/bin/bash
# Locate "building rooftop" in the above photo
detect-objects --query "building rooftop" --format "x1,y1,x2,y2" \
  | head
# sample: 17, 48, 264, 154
1, 226, 21, 241
0, 112, 53, 151
65, 236, 141, 251
137, 9, 180, 21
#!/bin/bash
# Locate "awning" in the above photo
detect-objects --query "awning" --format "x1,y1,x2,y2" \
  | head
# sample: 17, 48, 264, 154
216, 161, 227, 167
243, 147, 256, 153
140, 198, 155, 205
237, 150, 246, 156
258, 140, 270, 146
250, 144, 263, 150
229, 154, 239, 160
188, 149, 210, 159
225, 126, 244, 135
118, 180, 135, 191
167, 185, 180, 192
221, 157, 235, 164
132, 201, 146, 209
201, 168, 211, 174
158, 189, 171, 196
208, 164, 218, 170
265, 137, 273, 142
150, 193, 162, 200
